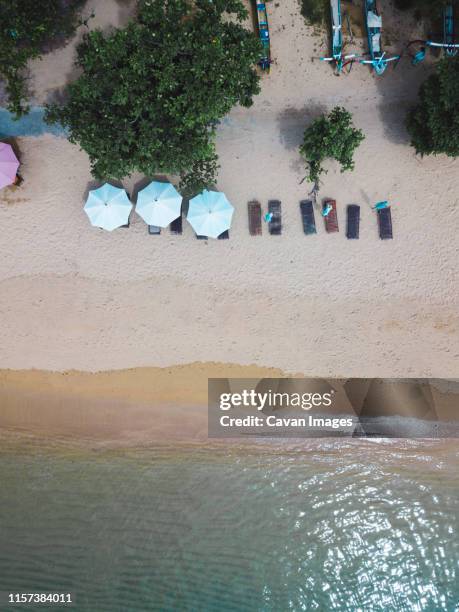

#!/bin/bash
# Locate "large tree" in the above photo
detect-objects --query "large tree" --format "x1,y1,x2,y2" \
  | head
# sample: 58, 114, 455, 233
0, 0, 83, 117
299, 107, 364, 186
406, 57, 459, 156
46, 0, 262, 194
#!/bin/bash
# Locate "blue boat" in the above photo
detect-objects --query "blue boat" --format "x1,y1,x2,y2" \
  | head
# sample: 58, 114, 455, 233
321, 0, 356, 73
423, 4, 459, 57
255, 2, 271, 71
443, 4, 458, 56
360, 0, 399, 75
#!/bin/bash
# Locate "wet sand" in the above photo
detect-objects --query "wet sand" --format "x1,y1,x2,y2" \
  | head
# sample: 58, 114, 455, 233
0, 366, 457, 446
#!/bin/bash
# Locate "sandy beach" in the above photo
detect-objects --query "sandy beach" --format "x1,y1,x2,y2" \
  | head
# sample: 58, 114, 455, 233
0, 0, 458, 391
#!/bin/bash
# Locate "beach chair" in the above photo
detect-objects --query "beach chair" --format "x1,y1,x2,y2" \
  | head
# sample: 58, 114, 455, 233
346, 204, 360, 239
268, 200, 282, 235
323, 199, 339, 233
196, 234, 207, 240
300, 200, 317, 235
121, 192, 131, 228
378, 207, 393, 239
218, 230, 229, 240
148, 225, 161, 235
170, 212, 183, 235
248, 201, 262, 235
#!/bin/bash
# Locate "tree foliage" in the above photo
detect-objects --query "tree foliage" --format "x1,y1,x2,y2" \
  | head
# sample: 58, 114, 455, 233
46, 0, 262, 195
300, 0, 328, 26
0, 0, 83, 117
394, 0, 447, 13
299, 107, 364, 185
406, 57, 459, 157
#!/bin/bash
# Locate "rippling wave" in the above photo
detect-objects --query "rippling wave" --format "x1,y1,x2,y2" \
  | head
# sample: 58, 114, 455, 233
0, 436, 457, 611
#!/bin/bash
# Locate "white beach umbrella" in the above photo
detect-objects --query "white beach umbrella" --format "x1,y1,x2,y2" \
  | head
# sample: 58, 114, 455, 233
187, 190, 234, 239
136, 181, 182, 227
84, 183, 132, 231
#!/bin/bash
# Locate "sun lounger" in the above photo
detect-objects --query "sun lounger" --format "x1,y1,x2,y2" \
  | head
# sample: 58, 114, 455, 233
218, 230, 229, 240
268, 200, 282, 235
323, 199, 338, 233
300, 200, 317, 235
121, 192, 131, 227
346, 204, 360, 239
248, 201, 262, 235
148, 225, 161, 235
170, 212, 182, 235
196, 234, 207, 240
378, 207, 393, 239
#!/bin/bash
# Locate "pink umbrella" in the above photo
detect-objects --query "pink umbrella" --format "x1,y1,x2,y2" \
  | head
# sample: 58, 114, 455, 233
0, 143, 20, 189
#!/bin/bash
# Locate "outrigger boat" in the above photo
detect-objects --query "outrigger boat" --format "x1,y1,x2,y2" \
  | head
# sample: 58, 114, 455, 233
426, 3, 459, 56
255, 2, 271, 71
321, 0, 356, 73
360, 0, 400, 75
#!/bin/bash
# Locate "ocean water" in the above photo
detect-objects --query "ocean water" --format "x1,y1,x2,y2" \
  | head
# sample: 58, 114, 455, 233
0, 437, 457, 612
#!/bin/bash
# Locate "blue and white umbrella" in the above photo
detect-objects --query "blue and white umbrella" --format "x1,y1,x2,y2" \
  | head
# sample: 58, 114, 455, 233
136, 181, 182, 227
84, 183, 132, 231
187, 190, 234, 239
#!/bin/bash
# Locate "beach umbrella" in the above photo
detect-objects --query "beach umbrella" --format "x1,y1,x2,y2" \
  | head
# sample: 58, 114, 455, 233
0, 142, 20, 189
187, 190, 234, 239
136, 181, 182, 227
84, 183, 132, 231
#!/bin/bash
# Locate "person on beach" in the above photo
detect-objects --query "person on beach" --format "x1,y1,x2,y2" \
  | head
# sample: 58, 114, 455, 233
373, 200, 389, 210
412, 47, 426, 66
321, 203, 333, 217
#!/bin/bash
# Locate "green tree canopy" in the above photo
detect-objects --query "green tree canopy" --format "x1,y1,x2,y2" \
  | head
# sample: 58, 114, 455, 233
46, 0, 262, 195
406, 57, 459, 157
0, 0, 83, 117
299, 107, 364, 185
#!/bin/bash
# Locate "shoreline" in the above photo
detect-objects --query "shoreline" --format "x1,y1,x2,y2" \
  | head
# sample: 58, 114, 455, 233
0, 364, 458, 448
0, 363, 290, 445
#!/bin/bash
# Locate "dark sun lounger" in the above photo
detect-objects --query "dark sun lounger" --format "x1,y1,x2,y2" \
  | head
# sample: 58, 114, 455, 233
323, 199, 338, 233
121, 192, 131, 227
378, 207, 393, 239
248, 201, 262, 235
170, 213, 183, 235
346, 204, 360, 239
196, 234, 207, 240
268, 200, 282, 235
300, 200, 316, 235
148, 225, 161, 235
218, 230, 229, 240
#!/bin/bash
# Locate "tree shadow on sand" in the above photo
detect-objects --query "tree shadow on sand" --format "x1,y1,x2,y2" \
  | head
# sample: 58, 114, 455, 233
277, 103, 326, 174
371, 2, 437, 146
373, 61, 433, 146
277, 103, 326, 151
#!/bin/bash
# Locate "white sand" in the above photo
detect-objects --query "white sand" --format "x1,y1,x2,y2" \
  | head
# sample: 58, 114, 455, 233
0, 0, 458, 377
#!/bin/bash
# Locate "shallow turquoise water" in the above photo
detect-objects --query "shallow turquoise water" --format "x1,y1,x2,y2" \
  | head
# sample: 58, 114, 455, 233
0, 438, 457, 611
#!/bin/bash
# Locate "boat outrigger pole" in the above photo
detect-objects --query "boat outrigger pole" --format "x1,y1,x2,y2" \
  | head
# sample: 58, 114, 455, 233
321, 0, 356, 73
360, 0, 400, 75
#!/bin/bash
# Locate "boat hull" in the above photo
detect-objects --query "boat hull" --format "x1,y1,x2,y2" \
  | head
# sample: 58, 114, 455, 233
255, 2, 271, 71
